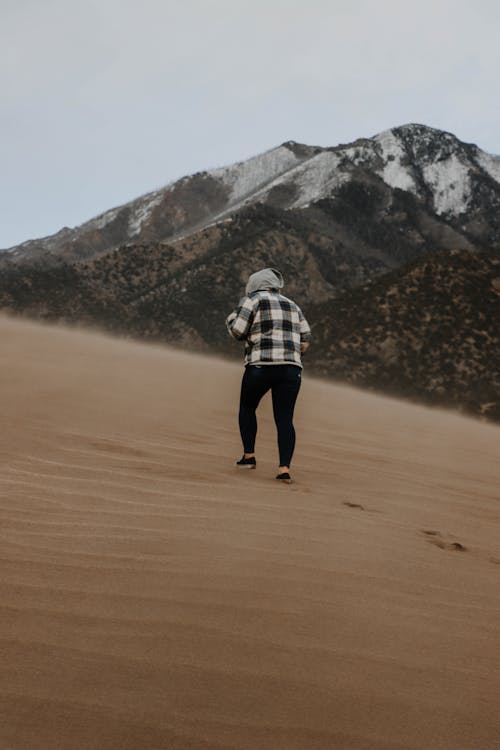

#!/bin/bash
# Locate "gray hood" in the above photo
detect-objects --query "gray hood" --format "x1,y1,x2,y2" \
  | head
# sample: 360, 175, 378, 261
245, 268, 284, 296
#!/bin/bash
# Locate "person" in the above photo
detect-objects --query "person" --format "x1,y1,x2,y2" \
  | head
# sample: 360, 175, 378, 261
226, 268, 311, 484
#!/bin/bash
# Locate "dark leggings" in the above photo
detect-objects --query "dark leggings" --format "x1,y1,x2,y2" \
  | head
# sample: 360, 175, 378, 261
239, 365, 302, 467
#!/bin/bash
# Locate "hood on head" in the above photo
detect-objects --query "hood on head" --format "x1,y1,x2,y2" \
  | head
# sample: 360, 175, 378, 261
245, 268, 284, 296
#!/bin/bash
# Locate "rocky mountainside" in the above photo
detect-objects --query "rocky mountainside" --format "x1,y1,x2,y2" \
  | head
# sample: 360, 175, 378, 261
3, 124, 500, 263
0, 241, 498, 421
306, 249, 500, 421
1, 124, 499, 421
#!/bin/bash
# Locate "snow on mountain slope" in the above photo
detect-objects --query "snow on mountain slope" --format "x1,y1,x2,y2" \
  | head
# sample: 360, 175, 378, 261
210, 144, 304, 205
90, 207, 122, 231
475, 150, 500, 183
3, 124, 500, 261
373, 129, 418, 193
287, 151, 348, 207
128, 190, 165, 237
206, 150, 347, 217
422, 153, 472, 215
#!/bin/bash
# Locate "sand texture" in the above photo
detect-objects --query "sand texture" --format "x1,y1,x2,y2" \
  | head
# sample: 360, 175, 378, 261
1, 313, 499, 750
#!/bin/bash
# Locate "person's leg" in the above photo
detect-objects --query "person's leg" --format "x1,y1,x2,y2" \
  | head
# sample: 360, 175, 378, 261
238, 366, 271, 456
271, 366, 302, 471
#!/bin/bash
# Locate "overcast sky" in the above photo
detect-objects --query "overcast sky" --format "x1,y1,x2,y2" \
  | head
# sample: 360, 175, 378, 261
1, 0, 499, 248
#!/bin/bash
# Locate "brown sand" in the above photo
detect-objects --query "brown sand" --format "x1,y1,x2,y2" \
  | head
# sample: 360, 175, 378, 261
1, 312, 499, 750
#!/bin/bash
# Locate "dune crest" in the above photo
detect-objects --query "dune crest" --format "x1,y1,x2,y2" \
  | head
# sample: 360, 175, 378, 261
1, 313, 499, 750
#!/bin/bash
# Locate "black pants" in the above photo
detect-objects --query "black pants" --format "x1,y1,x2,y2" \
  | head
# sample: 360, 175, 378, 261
239, 364, 302, 467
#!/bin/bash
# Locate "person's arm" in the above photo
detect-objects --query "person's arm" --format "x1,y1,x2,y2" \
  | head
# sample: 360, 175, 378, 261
226, 296, 256, 341
298, 307, 312, 353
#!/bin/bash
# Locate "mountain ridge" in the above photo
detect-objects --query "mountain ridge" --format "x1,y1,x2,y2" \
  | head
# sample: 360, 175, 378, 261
3, 123, 500, 262
1, 123, 499, 422
1, 239, 498, 422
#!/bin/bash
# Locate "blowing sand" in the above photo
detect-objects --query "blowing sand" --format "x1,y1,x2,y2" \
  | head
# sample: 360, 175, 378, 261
1, 312, 499, 750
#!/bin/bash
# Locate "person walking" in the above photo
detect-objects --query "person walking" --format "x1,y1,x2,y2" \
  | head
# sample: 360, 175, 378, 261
226, 268, 311, 484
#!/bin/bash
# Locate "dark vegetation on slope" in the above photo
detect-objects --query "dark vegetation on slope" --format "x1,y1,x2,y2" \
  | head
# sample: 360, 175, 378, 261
306, 249, 500, 421
0, 211, 498, 422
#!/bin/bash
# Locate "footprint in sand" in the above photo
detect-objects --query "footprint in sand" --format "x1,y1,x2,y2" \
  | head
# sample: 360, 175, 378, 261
342, 501, 383, 514
421, 530, 467, 552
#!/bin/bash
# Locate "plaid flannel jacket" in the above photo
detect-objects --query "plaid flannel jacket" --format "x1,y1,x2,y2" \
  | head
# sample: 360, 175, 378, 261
226, 290, 312, 368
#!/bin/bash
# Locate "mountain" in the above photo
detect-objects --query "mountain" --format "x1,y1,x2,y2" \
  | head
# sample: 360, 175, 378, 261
0, 240, 498, 421
306, 248, 500, 421
1, 124, 499, 422
3, 123, 500, 263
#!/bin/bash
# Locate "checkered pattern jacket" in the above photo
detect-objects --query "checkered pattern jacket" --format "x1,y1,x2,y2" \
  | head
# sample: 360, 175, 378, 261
226, 290, 312, 368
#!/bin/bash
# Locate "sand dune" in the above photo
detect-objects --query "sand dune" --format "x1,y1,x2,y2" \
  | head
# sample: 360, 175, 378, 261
1, 312, 499, 750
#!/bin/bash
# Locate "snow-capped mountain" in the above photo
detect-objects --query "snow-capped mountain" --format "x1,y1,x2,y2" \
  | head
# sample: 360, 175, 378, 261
3, 124, 500, 262
2, 123, 499, 422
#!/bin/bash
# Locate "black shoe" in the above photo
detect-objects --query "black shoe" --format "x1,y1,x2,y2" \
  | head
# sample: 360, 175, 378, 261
236, 456, 256, 469
276, 472, 293, 484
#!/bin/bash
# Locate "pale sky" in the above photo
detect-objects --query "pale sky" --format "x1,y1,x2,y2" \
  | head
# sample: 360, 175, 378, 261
1, 0, 499, 248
